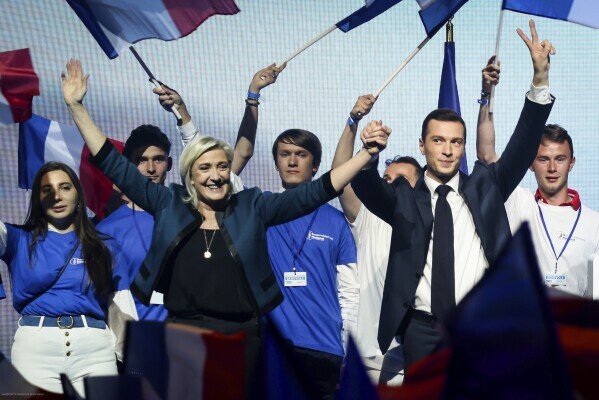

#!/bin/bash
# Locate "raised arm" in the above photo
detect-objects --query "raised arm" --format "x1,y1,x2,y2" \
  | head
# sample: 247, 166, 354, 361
61, 59, 105, 155
233, 63, 286, 175
62, 60, 170, 214
476, 56, 500, 164
494, 20, 555, 198
331, 95, 376, 222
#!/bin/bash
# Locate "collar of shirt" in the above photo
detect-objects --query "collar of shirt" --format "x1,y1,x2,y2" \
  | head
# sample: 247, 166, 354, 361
535, 188, 581, 211
424, 171, 460, 199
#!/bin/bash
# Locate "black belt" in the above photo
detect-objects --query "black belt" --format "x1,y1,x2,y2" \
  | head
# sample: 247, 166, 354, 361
410, 308, 437, 325
169, 309, 255, 323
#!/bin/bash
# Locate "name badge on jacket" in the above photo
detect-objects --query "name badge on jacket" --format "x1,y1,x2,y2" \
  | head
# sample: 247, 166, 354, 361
284, 272, 307, 287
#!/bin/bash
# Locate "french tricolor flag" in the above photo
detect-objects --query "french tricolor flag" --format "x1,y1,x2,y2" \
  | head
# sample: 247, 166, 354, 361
503, 0, 599, 29
0, 48, 39, 126
19, 114, 123, 219
66, 0, 240, 59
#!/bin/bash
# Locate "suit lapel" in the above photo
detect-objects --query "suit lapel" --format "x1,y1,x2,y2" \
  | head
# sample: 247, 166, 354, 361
414, 178, 434, 235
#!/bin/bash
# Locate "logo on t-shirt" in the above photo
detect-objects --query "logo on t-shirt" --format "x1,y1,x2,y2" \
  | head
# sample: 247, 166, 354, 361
69, 258, 85, 265
306, 230, 334, 242
558, 232, 585, 243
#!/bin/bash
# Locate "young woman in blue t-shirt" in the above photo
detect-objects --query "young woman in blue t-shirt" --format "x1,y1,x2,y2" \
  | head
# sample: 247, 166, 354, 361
0, 162, 137, 395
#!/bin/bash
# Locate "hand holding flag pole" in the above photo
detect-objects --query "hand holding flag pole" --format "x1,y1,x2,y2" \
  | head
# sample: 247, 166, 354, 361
128, 46, 182, 120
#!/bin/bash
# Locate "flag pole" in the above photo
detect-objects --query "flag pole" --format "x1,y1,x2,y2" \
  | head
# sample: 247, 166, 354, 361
373, 36, 430, 98
278, 25, 337, 66
129, 46, 182, 120
489, 9, 504, 114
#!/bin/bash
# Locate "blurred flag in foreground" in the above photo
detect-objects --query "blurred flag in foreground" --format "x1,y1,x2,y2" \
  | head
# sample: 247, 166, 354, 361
66, 0, 240, 58
0, 48, 39, 126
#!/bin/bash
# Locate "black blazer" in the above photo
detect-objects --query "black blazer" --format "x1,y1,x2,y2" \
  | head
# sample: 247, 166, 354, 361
352, 97, 554, 353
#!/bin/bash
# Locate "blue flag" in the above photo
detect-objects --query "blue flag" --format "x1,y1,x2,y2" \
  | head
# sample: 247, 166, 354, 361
503, 0, 599, 29
337, 334, 379, 400
418, 0, 469, 38
438, 40, 467, 174
336, 0, 404, 32
443, 223, 574, 399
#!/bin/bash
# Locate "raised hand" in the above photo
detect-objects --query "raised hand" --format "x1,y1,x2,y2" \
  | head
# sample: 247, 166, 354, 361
360, 120, 391, 155
61, 59, 89, 107
248, 63, 286, 94
351, 94, 376, 121
482, 55, 500, 94
517, 19, 555, 87
153, 83, 185, 112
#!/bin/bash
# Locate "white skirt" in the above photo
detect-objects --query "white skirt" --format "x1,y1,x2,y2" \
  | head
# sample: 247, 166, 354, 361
11, 316, 118, 397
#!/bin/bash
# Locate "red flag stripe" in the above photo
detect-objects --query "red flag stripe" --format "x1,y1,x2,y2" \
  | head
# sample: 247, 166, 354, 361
0, 48, 40, 123
163, 0, 240, 37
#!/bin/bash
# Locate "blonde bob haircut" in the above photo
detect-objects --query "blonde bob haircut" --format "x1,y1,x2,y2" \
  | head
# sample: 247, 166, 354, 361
179, 136, 234, 209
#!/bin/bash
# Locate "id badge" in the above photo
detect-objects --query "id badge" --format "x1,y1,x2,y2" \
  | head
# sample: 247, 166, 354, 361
545, 274, 567, 287
284, 271, 307, 287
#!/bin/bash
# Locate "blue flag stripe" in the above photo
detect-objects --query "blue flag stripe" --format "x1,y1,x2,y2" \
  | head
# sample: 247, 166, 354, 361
336, 0, 403, 32
419, 0, 469, 38
438, 41, 467, 174
66, 0, 118, 59
18, 114, 50, 190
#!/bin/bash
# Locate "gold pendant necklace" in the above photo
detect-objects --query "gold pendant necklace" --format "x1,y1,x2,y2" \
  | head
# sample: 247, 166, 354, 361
203, 228, 216, 259
201, 214, 217, 259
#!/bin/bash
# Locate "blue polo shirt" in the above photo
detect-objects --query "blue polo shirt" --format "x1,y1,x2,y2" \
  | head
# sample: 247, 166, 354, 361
266, 203, 357, 357
96, 204, 167, 321
2, 225, 129, 320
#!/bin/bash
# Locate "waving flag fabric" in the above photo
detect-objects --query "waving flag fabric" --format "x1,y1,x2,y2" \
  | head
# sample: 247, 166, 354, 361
417, 0, 469, 37
337, 335, 379, 400
124, 321, 245, 400
0, 48, 39, 126
503, 0, 599, 29
438, 40, 467, 173
18, 114, 124, 219
66, 0, 240, 59
336, 0, 404, 32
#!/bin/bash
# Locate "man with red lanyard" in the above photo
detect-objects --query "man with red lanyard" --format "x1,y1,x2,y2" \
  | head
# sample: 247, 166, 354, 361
477, 57, 599, 297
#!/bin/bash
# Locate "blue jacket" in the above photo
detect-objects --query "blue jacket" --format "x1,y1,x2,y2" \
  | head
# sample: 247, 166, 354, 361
90, 141, 339, 316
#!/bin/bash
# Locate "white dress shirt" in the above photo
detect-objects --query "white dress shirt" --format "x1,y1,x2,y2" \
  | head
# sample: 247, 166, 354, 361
414, 173, 489, 313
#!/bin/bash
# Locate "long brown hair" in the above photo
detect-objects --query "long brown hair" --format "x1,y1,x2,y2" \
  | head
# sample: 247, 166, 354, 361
23, 162, 113, 298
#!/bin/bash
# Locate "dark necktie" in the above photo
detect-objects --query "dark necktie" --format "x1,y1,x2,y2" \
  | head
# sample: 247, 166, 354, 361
431, 184, 455, 321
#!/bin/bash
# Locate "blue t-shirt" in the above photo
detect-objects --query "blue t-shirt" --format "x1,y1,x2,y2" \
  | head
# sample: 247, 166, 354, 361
2, 225, 129, 320
266, 203, 357, 357
96, 204, 167, 321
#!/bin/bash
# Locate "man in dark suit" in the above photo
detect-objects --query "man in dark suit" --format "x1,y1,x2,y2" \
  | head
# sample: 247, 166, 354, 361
351, 20, 556, 369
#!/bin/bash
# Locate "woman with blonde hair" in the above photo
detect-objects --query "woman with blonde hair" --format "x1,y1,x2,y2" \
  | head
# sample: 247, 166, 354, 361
61, 59, 390, 390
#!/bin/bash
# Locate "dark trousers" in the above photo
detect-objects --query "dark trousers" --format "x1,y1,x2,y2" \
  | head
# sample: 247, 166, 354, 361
291, 346, 343, 400
400, 308, 441, 372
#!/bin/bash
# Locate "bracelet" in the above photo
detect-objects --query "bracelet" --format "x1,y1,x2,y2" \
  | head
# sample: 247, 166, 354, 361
349, 112, 363, 121
245, 98, 260, 107
478, 98, 489, 105
247, 91, 260, 100
348, 116, 358, 127
480, 90, 491, 98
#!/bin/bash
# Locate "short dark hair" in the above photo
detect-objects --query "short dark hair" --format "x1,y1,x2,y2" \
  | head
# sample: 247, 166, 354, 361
542, 124, 573, 158
385, 155, 423, 180
123, 125, 171, 161
421, 108, 466, 142
272, 129, 322, 169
